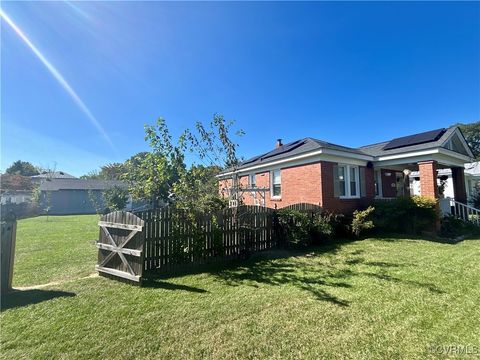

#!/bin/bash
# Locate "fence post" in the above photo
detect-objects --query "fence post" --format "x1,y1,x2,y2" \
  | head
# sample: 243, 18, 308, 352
1, 217, 17, 293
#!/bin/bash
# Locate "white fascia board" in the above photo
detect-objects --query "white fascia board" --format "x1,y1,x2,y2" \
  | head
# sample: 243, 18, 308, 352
320, 148, 373, 161
377, 149, 439, 162
218, 149, 371, 177
376, 150, 467, 168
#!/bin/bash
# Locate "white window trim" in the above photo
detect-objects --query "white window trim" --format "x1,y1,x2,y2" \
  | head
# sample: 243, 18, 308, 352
249, 173, 257, 198
270, 169, 282, 199
249, 173, 256, 188
338, 164, 360, 199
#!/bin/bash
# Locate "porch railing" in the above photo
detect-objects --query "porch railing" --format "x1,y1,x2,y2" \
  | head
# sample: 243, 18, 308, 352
443, 198, 480, 226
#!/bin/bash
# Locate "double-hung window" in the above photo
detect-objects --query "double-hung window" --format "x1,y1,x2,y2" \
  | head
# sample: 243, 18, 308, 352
337, 164, 360, 198
271, 169, 281, 198
249, 174, 256, 188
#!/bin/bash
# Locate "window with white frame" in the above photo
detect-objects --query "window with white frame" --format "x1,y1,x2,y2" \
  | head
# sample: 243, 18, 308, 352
337, 165, 360, 198
271, 169, 281, 197
249, 174, 256, 188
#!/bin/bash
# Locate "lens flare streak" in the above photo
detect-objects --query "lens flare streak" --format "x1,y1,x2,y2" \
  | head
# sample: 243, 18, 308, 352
0, 9, 115, 150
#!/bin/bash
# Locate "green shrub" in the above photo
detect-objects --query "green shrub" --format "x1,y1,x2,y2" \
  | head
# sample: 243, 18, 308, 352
276, 209, 337, 248
373, 196, 437, 235
276, 210, 313, 248
440, 215, 480, 239
311, 212, 334, 240
103, 186, 129, 211
472, 183, 480, 208
351, 206, 375, 237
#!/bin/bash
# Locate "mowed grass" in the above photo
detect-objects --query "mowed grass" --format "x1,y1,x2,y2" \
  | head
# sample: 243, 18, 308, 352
1, 218, 479, 359
13, 215, 99, 287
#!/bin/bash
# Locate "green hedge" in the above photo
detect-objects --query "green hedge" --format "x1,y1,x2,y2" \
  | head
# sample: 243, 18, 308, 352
373, 196, 437, 235
276, 209, 342, 248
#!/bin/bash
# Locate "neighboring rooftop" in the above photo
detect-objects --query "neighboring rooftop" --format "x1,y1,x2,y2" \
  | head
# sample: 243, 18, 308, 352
39, 179, 126, 191
31, 171, 77, 179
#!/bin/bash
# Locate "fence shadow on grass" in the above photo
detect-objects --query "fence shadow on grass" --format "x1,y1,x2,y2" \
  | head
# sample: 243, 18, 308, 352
1, 289, 76, 311
209, 239, 445, 307
205, 240, 354, 307
142, 280, 208, 293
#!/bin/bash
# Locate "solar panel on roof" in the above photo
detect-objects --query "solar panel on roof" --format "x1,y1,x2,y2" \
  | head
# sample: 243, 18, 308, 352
239, 139, 308, 166
383, 128, 446, 151
241, 154, 265, 165
260, 140, 306, 160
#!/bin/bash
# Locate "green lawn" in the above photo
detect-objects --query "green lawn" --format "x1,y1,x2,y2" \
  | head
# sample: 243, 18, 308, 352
1, 215, 479, 359
13, 215, 99, 287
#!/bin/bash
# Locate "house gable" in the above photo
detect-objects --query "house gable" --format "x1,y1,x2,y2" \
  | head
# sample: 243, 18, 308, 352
441, 128, 474, 158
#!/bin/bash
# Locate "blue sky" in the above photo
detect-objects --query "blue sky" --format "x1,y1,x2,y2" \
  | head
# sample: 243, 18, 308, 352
1, 1, 479, 176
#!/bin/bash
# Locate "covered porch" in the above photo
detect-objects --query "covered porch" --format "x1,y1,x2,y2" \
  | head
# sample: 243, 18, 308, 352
373, 153, 470, 204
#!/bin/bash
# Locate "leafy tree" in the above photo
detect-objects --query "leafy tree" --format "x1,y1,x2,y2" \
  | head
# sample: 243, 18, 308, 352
457, 121, 480, 159
0, 174, 35, 191
81, 163, 126, 180
124, 114, 243, 212
103, 186, 129, 211
5, 160, 40, 176
100, 163, 126, 180
172, 165, 227, 212
123, 125, 184, 208
182, 113, 244, 168
80, 170, 101, 179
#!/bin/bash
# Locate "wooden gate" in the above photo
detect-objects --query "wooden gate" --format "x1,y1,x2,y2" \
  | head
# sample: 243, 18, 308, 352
95, 211, 145, 283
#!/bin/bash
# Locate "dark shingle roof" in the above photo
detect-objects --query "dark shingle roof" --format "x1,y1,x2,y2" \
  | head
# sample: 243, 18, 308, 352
359, 126, 457, 157
39, 179, 127, 191
232, 138, 364, 171
221, 126, 471, 174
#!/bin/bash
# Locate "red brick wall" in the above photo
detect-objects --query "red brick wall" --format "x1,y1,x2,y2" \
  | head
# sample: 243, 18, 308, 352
419, 161, 438, 199
238, 163, 322, 208
320, 162, 374, 214
218, 161, 376, 213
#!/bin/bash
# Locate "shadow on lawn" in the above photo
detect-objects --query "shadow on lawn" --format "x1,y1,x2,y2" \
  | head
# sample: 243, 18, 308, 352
142, 280, 208, 293
1, 289, 76, 311
213, 241, 354, 306
210, 240, 445, 306
144, 239, 445, 307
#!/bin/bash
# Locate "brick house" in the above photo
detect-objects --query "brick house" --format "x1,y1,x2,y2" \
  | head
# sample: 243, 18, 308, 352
218, 126, 475, 213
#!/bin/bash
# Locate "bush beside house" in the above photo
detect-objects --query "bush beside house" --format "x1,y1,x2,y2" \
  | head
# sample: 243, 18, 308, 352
373, 196, 437, 235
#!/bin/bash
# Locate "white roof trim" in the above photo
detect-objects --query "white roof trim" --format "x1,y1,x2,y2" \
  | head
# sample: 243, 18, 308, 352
218, 127, 475, 178
218, 149, 370, 177
441, 128, 475, 158
377, 149, 439, 161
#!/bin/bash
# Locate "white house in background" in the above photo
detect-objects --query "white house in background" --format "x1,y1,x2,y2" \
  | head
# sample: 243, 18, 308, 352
0, 190, 32, 205
410, 162, 480, 203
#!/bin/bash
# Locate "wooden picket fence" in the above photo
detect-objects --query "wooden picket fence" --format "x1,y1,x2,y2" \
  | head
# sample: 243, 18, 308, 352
281, 203, 323, 212
95, 203, 323, 282
135, 205, 278, 274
